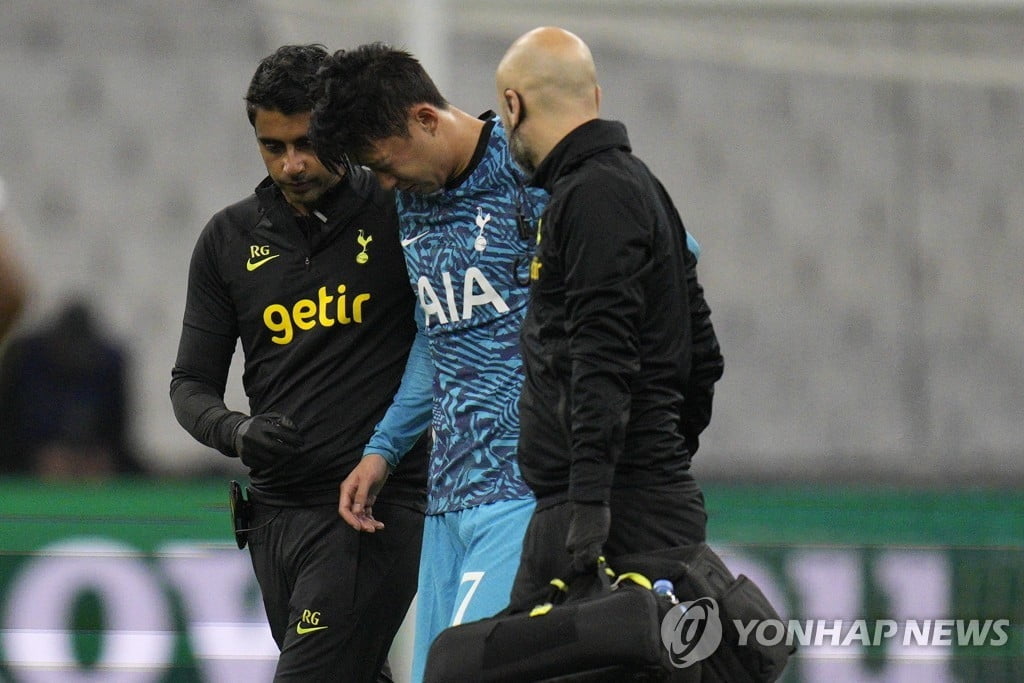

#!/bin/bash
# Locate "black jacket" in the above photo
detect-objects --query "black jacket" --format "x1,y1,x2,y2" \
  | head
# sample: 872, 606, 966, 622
518, 119, 723, 505
170, 167, 427, 508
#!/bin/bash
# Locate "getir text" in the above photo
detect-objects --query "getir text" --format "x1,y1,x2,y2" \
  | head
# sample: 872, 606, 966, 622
263, 284, 369, 344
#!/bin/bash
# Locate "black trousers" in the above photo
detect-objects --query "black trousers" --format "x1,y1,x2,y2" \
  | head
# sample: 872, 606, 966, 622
247, 499, 424, 682
509, 478, 707, 610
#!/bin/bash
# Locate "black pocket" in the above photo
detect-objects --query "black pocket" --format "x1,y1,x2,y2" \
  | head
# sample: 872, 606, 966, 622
717, 576, 793, 682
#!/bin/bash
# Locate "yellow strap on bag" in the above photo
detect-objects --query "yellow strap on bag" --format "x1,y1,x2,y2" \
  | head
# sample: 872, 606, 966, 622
613, 571, 653, 590
528, 577, 569, 617
529, 603, 554, 617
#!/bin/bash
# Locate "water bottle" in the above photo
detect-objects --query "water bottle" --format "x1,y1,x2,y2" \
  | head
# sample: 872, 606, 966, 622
653, 578, 679, 605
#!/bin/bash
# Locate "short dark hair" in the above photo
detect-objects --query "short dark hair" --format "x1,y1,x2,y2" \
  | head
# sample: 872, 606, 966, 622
309, 42, 448, 171
245, 44, 329, 126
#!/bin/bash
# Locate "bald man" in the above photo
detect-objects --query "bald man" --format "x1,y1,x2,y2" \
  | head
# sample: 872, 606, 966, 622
496, 27, 724, 604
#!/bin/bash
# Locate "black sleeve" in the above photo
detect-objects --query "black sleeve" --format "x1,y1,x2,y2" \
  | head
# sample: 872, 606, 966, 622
681, 243, 724, 456
561, 182, 648, 504
169, 323, 246, 458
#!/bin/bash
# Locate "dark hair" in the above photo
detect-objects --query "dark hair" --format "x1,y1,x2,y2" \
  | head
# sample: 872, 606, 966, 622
245, 44, 329, 126
309, 42, 448, 171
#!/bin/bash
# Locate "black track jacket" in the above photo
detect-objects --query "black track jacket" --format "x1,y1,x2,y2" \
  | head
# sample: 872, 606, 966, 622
170, 167, 427, 508
518, 119, 723, 506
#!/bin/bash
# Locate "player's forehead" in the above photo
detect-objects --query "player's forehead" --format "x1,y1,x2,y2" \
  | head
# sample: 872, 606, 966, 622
359, 133, 418, 169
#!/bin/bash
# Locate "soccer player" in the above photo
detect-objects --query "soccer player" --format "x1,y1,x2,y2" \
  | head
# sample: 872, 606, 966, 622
169, 44, 427, 683
309, 43, 546, 683
495, 27, 725, 603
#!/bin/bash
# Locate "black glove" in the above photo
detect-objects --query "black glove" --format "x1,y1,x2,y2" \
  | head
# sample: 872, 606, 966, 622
566, 501, 611, 576
231, 412, 304, 470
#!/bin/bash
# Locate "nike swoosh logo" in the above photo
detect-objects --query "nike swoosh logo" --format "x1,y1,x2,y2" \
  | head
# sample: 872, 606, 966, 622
246, 254, 280, 271
296, 624, 329, 635
400, 231, 429, 247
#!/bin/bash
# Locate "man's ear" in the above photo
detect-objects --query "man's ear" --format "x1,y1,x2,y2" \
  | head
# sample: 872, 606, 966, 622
411, 104, 439, 134
503, 88, 521, 125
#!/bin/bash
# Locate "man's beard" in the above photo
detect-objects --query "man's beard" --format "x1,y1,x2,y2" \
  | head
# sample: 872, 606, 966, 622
509, 129, 535, 175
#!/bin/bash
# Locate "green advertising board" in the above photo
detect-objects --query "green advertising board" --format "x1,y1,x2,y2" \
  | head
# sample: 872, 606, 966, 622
1, 479, 1021, 681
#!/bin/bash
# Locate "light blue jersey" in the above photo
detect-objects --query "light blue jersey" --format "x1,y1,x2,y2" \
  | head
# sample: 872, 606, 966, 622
362, 114, 702, 683
363, 115, 701, 512
397, 115, 545, 515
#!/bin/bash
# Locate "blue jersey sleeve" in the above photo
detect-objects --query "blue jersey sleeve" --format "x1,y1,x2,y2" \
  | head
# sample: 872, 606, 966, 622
363, 316, 432, 467
686, 231, 701, 261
